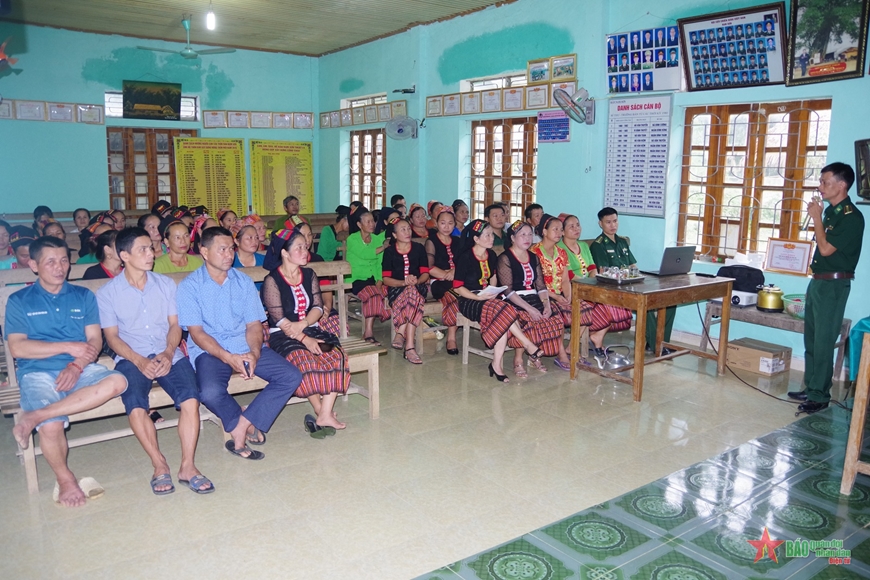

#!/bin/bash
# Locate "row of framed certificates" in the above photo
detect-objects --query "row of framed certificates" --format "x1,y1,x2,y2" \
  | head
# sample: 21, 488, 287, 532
0, 100, 104, 124
202, 110, 315, 129
425, 82, 576, 117
318, 100, 408, 129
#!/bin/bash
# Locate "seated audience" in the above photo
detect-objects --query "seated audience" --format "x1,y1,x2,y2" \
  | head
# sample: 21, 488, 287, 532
217, 209, 238, 231
374, 206, 400, 241
451, 199, 469, 235
239, 214, 268, 251
97, 228, 213, 495
153, 219, 203, 274
110, 210, 127, 231
261, 229, 350, 436
71, 208, 91, 234
382, 218, 429, 364
77, 212, 116, 263
531, 214, 576, 328
316, 205, 349, 261
408, 203, 430, 239
498, 221, 571, 373
293, 222, 338, 331
282, 195, 300, 229
137, 213, 165, 259
6, 236, 127, 506
0, 219, 14, 269
151, 200, 173, 219
524, 203, 544, 243
178, 227, 302, 460
558, 214, 632, 362
346, 206, 391, 345
425, 200, 443, 230
82, 230, 122, 280
43, 221, 66, 241
390, 194, 405, 209
590, 207, 675, 354
190, 215, 219, 255
233, 223, 265, 268
9, 226, 36, 269
452, 220, 544, 382
485, 203, 507, 246
32, 205, 54, 236
425, 207, 461, 355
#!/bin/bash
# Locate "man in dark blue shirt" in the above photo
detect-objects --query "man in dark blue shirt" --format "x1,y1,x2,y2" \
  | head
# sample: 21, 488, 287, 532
5, 237, 127, 507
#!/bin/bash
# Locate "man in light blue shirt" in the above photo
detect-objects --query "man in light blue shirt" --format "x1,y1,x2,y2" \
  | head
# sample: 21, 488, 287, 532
5, 237, 127, 507
97, 228, 213, 495
178, 227, 301, 460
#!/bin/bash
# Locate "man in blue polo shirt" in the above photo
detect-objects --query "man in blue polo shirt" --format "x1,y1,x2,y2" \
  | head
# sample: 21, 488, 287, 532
6, 237, 127, 507
97, 228, 213, 495
177, 227, 301, 460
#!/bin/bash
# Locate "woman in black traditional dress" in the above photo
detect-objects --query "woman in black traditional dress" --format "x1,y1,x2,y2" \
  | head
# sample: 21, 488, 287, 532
382, 217, 429, 364
425, 206, 461, 355
261, 228, 350, 435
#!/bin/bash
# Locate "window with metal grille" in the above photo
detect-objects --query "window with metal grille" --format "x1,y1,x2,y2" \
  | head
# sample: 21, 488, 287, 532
346, 93, 388, 108
106, 128, 197, 211
350, 128, 386, 209
470, 117, 538, 222
466, 74, 527, 93
105, 92, 199, 121
678, 99, 831, 261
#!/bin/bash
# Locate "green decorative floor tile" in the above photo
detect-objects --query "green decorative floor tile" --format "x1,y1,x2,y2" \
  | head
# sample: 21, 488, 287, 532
713, 443, 806, 484
852, 536, 870, 566
850, 512, 870, 529
628, 550, 727, 580
540, 511, 653, 561
615, 486, 714, 532
577, 564, 623, 580
791, 474, 870, 511
752, 491, 844, 541
662, 461, 767, 510
689, 520, 790, 575
753, 430, 833, 461
465, 538, 575, 580
415, 562, 463, 579
795, 563, 869, 579
792, 411, 852, 443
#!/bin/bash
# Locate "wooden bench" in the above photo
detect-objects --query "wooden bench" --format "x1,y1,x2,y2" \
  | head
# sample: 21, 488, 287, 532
0, 263, 91, 287
0, 262, 385, 493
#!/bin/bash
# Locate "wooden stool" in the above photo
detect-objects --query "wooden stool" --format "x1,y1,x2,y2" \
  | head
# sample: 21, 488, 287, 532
841, 332, 870, 494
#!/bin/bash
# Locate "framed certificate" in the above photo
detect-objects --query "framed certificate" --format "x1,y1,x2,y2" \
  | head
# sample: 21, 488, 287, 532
461, 92, 481, 115
329, 111, 341, 128
481, 90, 501, 113
765, 238, 813, 275
527, 58, 551, 84
273, 113, 293, 129
550, 82, 576, 108
47, 103, 75, 122
426, 96, 443, 117
15, 101, 45, 121
203, 111, 227, 128
525, 85, 549, 109
228, 111, 250, 128
550, 54, 577, 81
0, 100, 13, 120
377, 104, 392, 122
76, 104, 104, 124
340, 109, 353, 126
293, 113, 313, 128
319, 113, 331, 128
351, 107, 365, 125
391, 100, 407, 117
442, 94, 461, 116
502, 88, 524, 111
364, 105, 379, 124
251, 112, 273, 128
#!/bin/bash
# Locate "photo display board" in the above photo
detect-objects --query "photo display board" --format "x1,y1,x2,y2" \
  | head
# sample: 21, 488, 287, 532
604, 95, 672, 217
606, 26, 682, 94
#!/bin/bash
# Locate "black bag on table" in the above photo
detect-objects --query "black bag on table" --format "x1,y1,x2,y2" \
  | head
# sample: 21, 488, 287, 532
715, 265, 764, 293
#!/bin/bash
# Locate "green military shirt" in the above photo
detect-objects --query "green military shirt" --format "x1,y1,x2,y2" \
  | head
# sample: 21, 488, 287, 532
811, 196, 864, 273
589, 233, 636, 268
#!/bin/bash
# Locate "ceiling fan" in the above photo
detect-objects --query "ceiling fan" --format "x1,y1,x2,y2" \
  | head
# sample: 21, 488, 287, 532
137, 16, 235, 60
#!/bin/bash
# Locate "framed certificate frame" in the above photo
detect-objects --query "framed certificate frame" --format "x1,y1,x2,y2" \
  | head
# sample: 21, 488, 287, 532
329, 111, 341, 128
525, 85, 549, 109
77, 104, 104, 124
502, 88, 524, 111
364, 105, 379, 124
377, 104, 392, 122
15, 101, 45, 121
550, 54, 577, 81
765, 238, 814, 275
442, 94, 461, 116
203, 111, 227, 128
461, 92, 481, 115
340, 109, 353, 126
319, 113, 331, 128
48, 103, 75, 122
550, 82, 577, 108
391, 100, 407, 117
273, 113, 293, 129
0, 100, 13, 120
527, 58, 551, 84
293, 113, 313, 128
251, 112, 273, 128
228, 111, 250, 128
351, 107, 365, 125
481, 90, 501, 113
426, 96, 443, 117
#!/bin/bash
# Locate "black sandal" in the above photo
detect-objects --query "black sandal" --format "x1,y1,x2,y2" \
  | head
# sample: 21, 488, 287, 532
363, 335, 381, 346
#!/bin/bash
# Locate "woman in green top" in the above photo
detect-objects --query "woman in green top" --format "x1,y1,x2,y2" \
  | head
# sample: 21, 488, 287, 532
556, 214, 632, 363
153, 220, 204, 273
346, 207, 391, 344
316, 205, 349, 261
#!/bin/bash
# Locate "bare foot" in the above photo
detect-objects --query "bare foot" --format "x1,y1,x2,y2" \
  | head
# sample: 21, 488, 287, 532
317, 414, 346, 430
56, 476, 87, 507
13, 414, 36, 449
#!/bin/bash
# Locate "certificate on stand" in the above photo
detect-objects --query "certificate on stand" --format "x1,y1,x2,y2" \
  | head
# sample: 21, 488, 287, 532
293, 113, 313, 128
77, 104, 104, 124
391, 100, 407, 117
319, 113, 331, 128
329, 111, 341, 128
461, 92, 481, 115
765, 238, 814, 275
525, 85, 549, 109
204, 111, 227, 128
426, 96, 443, 117
352, 107, 365, 125
251, 112, 272, 128
364, 105, 379, 124
15, 101, 45, 121
378, 104, 392, 122
340, 109, 353, 126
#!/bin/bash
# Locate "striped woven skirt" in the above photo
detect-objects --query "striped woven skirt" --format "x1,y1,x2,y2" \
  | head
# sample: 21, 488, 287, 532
507, 294, 565, 356
354, 282, 391, 322
440, 291, 459, 327
458, 295, 517, 349
284, 347, 350, 398
551, 299, 595, 327
320, 311, 341, 336
387, 284, 427, 330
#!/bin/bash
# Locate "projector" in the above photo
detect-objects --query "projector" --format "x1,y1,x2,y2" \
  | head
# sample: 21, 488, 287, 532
711, 290, 757, 307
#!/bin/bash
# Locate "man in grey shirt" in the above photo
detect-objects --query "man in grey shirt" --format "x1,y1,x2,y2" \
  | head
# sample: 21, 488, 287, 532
97, 228, 213, 495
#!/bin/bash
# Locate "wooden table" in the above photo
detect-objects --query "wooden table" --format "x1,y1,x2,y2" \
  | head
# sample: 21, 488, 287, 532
702, 300, 851, 382
569, 274, 734, 402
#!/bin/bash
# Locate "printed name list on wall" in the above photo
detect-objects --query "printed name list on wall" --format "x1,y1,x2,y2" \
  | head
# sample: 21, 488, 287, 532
175, 138, 248, 216
604, 95, 672, 217
250, 140, 315, 215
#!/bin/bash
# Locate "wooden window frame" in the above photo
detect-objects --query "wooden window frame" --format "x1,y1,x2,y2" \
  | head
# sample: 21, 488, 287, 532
350, 128, 387, 209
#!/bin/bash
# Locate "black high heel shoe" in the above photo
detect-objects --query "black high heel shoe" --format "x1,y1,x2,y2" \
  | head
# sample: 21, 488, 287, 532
488, 363, 509, 383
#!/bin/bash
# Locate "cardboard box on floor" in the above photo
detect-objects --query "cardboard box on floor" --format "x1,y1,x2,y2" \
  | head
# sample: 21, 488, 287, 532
726, 337, 792, 376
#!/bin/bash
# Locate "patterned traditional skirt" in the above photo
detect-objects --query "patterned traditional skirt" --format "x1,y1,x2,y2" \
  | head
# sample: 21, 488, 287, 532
550, 299, 594, 327
440, 291, 459, 327
320, 311, 341, 336
387, 284, 427, 330
585, 302, 633, 332
507, 294, 565, 356
458, 295, 518, 349
353, 281, 391, 322
267, 335, 350, 398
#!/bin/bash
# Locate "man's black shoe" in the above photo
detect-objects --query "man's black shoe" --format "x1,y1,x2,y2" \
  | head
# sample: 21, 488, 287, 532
645, 344, 676, 356
797, 400, 828, 415
787, 391, 808, 401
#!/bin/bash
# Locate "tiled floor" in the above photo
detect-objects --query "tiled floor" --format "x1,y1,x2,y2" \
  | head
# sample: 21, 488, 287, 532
0, 328, 863, 579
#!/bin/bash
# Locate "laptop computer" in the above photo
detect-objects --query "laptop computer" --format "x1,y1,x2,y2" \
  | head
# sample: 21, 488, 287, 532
640, 246, 696, 276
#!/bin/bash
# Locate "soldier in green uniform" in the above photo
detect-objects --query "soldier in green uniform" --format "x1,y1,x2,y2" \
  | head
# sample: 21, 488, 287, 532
589, 207, 676, 355
788, 162, 864, 414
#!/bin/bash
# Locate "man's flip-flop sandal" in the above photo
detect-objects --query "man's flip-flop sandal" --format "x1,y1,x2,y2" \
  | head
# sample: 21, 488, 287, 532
149, 410, 164, 423
224, 440, 265, 460
246, 427, 266, 446
178, 474, 215, 494
150, 473, 176, 495
304, 414, 336, 439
